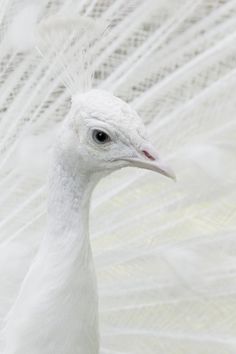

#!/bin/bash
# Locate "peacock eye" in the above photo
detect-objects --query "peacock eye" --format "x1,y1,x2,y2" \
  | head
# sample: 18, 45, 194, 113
92, 129, 111, 144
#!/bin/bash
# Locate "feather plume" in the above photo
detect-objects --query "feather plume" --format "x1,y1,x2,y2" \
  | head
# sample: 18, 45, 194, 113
0, 1, 236, 354
36, 14, 109, 93
6, 3, 42, 52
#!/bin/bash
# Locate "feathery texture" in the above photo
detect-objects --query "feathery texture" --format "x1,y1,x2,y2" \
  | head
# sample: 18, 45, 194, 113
0, 0, 236, 353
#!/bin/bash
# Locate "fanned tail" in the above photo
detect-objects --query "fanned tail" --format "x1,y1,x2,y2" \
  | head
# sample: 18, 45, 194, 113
0, 1, 236, 353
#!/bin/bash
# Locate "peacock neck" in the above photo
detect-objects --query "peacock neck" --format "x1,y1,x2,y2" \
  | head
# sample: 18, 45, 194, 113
4, 148, 101, 354
43, 149, 96, 261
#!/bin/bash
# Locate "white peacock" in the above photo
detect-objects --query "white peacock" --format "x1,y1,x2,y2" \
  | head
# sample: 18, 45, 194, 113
0, 1, 236, 354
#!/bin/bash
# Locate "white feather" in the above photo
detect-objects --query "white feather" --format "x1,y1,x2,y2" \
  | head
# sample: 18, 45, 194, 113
0, 1, 235, 353
6, 3, 43, 52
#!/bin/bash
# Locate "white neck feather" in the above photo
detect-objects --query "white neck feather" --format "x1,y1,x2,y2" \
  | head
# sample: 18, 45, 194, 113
4, 149, 100, 354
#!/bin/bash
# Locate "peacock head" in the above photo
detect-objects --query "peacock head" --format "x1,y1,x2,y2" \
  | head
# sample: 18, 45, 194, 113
59, 89, 175, 180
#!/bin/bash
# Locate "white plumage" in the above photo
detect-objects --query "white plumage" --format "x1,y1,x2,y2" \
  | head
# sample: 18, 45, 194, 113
3, 89, 174, 354
0, 1, 236, 353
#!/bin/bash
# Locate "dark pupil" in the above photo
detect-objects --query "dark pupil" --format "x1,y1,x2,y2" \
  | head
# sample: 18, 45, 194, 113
95, 131, 108, 143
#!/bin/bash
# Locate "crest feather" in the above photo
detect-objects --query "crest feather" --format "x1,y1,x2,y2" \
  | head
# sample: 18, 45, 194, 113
36, 14, 108, 94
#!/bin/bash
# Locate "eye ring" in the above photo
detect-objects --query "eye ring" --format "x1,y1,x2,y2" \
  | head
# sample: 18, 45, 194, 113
92, 129, 111, 144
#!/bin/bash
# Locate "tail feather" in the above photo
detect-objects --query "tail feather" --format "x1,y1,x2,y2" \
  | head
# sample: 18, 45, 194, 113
0, 1, 236, 353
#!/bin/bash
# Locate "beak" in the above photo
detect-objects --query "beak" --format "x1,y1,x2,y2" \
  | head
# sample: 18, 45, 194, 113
122, 143, 176, 181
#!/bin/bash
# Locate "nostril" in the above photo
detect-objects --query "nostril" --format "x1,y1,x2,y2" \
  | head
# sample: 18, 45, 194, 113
142, 150, 156, 161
